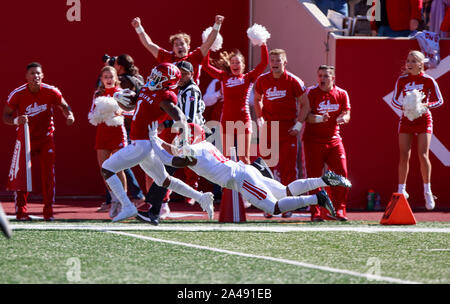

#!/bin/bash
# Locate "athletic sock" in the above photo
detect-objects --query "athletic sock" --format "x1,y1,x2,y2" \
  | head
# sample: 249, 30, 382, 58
277, 195, 317, 213
167, 177, 202, 202
424, 183, 432, 194
287, 178, 327, 196
105, 174, 133, 208
398, 184, 406, 193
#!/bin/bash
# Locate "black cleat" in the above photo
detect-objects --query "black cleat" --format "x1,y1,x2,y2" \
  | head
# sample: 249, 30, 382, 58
251, 157, 275, 179
321, 171, 352, 188
316, 190, 336, 217
136, 210, 160, 226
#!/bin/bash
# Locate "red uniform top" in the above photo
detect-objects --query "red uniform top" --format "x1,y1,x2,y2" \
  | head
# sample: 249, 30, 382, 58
392, 73, 443, 127
255, 69, 306, 121
202, 45, 269, 123
130, 87, 178, 140
303, 84, 351, 144
90, 87, 127, 150
6, 83, 65, 141
157, 47, 204, 84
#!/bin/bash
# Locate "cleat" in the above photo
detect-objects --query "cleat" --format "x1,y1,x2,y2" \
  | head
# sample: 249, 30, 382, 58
198, 192, 214, 220
321, 171, 352, 188
316, 189, 336, 217
282, 211, 292, 218
264, 212, 273, 218
112, 204, 137, 222
0, 205, 12, 239
96, 202, 110, 213
136, 210, 160, 226
160, 203, 171, 219
424, 192, 436, 211
332, 209, 348, 221
251, 157, 275, 179
109, 201, 122, 218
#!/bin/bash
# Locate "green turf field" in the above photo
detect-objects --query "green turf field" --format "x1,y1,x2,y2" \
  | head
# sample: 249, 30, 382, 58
1, 220, 449, 284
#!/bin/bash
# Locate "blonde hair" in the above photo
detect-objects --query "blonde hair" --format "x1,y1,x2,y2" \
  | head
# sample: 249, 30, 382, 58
169, 33, 191, 46
212, 49, 245, 74
269, 49, 287, 62
405, 50, 425, 73
96, 66, 120, 97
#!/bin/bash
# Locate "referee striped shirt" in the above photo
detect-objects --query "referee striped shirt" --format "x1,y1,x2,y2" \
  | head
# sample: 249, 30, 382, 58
177, 79, 205, 126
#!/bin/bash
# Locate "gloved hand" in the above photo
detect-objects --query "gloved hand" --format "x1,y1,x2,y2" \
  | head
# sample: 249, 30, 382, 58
113, 89, 135, 107
148, 121, 159, 140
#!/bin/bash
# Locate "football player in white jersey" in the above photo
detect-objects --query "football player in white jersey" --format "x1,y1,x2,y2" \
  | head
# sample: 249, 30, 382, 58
146, 122, 352, 219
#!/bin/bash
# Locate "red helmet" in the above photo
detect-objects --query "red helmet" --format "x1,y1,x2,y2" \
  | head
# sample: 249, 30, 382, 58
147, 63, 181, 91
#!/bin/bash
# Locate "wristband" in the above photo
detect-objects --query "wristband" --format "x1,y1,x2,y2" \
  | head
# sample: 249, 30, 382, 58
135, 25, 144, 34
213, 23, 221, 31
292, 121, 303, 132
13, 117, 19, 125
316, 115, 324, 123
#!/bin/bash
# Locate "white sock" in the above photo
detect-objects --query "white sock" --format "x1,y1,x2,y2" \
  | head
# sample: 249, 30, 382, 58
287, 178, 327, 196
168, 177, 202, 202
110, 190, 119, 203
277, 195, 317, 213
424, 183, 431, 194
398, 184, 406, 193
105, 175, 133, 208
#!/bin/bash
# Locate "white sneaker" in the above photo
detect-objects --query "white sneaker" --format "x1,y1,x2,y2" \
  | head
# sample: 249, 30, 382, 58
400, 190, 409, 199
424, 192, 436, 210
198, 192, 214, 220
112, 204, 137, 222
109, 201, 122, 218
160, 202, 171, 219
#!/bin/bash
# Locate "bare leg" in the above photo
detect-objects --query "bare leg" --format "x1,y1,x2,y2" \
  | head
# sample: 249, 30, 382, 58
416, 133, 432, 184
398, 133, 413, 184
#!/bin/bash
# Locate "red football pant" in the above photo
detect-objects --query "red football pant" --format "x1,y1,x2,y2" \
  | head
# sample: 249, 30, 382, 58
260, 121, 299, 185
303, 140, 349, 216
15, 137, 56, 212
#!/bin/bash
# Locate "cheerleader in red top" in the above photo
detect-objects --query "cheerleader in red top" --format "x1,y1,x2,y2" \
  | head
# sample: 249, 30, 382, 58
391, 50, 444, 210
202, 25, 269, 163
88, 66, 127, 214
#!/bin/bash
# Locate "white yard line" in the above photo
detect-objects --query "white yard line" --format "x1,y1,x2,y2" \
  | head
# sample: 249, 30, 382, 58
10, 223, 450, 233
106, 230, 423, 284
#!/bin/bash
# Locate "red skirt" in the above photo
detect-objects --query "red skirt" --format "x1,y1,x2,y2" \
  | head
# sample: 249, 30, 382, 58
95, 123, 127, 150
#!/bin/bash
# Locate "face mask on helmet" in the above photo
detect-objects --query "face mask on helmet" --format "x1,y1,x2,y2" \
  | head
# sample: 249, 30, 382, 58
146, 67, 166, 91
146, 63, 181, 91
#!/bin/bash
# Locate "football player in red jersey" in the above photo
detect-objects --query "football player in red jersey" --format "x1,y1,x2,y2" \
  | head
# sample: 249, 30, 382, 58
302, 65, 351, 222
253, 49, 309, 217
3, 62, 75, 221
391, 50, 443, 210
101, 63, 215, 222
131, 15, 224, 84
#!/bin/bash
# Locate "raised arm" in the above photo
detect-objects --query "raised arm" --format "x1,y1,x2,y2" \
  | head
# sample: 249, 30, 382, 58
199, 15, 225, 57
131, 17, 160, 58
201, 51, 225, 80
248, 44, 269, 80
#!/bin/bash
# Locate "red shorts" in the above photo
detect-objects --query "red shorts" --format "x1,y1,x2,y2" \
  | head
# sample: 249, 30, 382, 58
399, 113, 433, 134
95, 123, 127, 151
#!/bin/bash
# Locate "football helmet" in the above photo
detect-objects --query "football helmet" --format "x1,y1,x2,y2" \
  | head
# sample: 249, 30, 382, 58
146, 63, 181, 91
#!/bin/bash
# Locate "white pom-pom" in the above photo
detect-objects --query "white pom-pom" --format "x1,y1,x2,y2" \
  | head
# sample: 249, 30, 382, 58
247, 24, 271, 46
88, 96, 124, 126
202, 27, 223, 52
403, 89, 427, 121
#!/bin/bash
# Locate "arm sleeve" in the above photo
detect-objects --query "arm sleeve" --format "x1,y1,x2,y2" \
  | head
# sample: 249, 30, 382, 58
201, 51, 225, 80
427, 77, 444, 109
391, 78, 403, 110
151, 138, 175, 166
248, 44, 269, 81
6, 90, 19, 111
